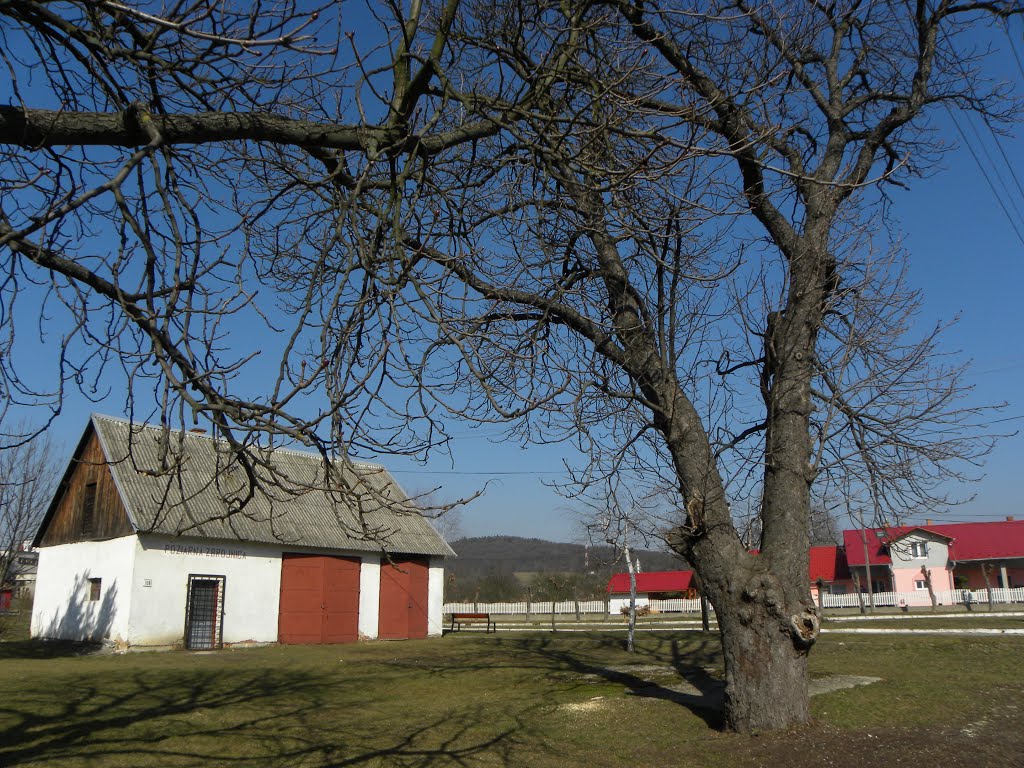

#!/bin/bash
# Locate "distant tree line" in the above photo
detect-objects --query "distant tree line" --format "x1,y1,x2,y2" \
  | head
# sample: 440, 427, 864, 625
445, 567, 615, 603
444, 535, 686, 602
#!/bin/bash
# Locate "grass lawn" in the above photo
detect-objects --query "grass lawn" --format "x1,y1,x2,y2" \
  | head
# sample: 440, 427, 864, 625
0, 607, 31, 641
823, 614, 1024, 630
1, 628, 1022, 768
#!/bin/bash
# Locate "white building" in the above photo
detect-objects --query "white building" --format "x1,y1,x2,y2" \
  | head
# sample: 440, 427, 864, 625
31, 415, 453, 650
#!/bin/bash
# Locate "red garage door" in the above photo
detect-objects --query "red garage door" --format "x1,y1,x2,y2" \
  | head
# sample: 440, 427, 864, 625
378, 556, 429, 639
279, 553, 360, 644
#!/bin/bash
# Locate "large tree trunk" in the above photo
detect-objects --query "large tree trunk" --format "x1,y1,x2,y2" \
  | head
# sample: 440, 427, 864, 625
699, 562, 819, 732
707, 231, 825, 732
584, 187, 824, 733
718, 606, 811, 731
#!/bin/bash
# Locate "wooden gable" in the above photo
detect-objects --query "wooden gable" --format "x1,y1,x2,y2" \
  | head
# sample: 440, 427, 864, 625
38, 425, 133, 546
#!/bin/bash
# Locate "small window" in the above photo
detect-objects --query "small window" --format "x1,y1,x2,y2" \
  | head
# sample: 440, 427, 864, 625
914, 579, 927, 591
874, 530, 886, 539
88, 578, 102, 601
910, 542, 928, 558
81, 482, 97, 537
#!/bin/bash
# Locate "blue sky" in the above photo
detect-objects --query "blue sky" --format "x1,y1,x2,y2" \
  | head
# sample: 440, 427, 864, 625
39, 115, 1024, 543
891, 122, 1024, 528
328, 32, 1024, 541
11, 11, 1024, 545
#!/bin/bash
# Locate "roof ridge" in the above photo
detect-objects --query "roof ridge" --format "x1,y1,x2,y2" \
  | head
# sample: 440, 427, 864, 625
77, 415, 455, 558
90, 412, 389, 470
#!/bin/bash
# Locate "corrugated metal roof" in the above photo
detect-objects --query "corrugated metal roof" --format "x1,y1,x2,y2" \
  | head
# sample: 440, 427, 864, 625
843, 528, 896, 567
844, 520, 1024, 566
809, 545, 851, 582
607, 570, 695, 594
92, 414, 454, 557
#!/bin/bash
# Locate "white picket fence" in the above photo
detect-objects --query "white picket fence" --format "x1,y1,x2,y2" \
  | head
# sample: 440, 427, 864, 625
443, 600, 608, 615
444, 587, 1024, 617
443, 598, 703, 616
817, 587, 1024, 609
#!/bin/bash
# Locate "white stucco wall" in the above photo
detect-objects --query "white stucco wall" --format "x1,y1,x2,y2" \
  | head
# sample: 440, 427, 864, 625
889, 533, 950, 571
33, 533, 442, 648
428, 560, 445, 636
609, 594, 651, 614
31, 536, 137, 643
129, 535, 286, 647
358, 558, 381, 639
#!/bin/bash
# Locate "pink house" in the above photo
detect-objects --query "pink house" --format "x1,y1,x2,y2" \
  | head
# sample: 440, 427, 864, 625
843, 519, 1024, 596
605, 519, 1024, 610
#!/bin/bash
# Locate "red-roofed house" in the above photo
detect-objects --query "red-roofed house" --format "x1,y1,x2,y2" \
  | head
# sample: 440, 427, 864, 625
808, 545, 855, 600
843, 519, 1024, 599
606, 570, 696, 612
604, 519, 1024, 613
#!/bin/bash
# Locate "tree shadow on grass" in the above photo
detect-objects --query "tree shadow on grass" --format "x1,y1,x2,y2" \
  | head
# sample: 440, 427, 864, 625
420, 632, 727, 728
0, 638, 104, 659
0, 662, 532, 767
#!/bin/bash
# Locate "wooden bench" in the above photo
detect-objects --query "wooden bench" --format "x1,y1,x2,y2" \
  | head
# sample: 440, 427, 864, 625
449, 612, 495, 633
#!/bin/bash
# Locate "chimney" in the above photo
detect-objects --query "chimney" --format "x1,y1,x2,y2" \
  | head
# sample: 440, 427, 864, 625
1009, 516, 1015, 522
926, 519, 932, 526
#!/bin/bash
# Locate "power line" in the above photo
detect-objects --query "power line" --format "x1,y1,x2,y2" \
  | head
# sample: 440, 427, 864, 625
945, 106, 1024, 246
967, 358, 1024, 377
388, 468, 567, 476
1004, 18, 1024, 81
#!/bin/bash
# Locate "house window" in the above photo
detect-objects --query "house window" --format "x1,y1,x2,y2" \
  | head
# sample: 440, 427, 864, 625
81, 482, 97, 537
830, 584, 848, 595
910, 541, 928, 558
88, 578, 102, 601
914, 579, 927, 591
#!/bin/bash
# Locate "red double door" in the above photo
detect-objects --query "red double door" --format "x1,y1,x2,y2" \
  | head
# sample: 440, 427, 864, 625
378, 556, 429, 640
278, 553, 361, 644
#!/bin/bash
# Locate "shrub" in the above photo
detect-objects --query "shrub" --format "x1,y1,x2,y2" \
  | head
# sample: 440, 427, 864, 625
619, 604, 650, 617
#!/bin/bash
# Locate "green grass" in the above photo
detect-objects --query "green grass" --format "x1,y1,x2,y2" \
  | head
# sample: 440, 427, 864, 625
0, 605, 31, 642
823, 614, 1024, 630
1, 629, 1022, 767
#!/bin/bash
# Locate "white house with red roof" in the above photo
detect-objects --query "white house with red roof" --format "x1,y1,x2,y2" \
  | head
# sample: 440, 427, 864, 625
608, 519, 1024, 611
605, 570, 697, 613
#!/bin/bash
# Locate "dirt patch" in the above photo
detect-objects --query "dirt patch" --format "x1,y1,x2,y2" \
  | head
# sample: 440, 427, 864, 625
560, 696, 608, 713
809, 675, 881, 696
720, 709, 1024, 768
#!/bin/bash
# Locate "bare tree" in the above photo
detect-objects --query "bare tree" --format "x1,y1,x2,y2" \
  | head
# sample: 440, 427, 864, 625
809, 506, 842, 547
0, 0, 1019, 733
0, 426, 58, 586
920, 565, 938, 611
586, 501, 649, 653
0, 0, 481, 534
417, 0, 1017, 731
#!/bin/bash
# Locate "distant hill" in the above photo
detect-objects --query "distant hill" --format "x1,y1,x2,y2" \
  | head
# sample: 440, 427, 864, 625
446, 535, 685, 581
